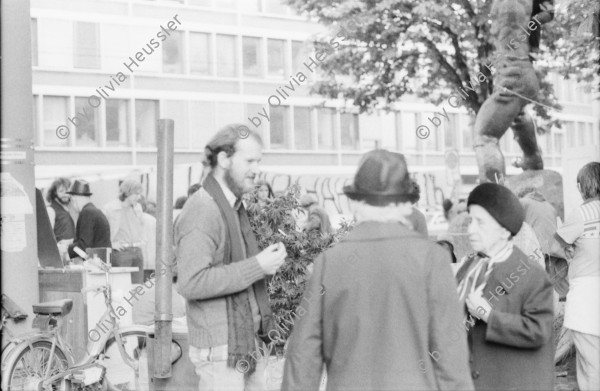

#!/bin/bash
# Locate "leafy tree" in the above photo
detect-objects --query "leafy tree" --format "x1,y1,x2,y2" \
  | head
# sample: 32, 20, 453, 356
246, 184, 354, 343
543, 0, 599, 90
286, 0, 598, 134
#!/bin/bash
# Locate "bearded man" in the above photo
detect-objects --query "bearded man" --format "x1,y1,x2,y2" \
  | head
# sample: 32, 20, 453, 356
175, 124, 288, 391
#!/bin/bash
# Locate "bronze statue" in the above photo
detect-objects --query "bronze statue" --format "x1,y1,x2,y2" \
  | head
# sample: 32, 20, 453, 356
474, 0, 553, 183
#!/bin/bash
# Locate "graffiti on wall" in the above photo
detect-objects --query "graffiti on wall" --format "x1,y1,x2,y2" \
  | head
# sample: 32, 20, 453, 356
256, 171, 447, 215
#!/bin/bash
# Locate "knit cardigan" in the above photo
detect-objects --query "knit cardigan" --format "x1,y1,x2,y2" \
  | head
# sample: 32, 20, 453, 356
174, 188, 266, 348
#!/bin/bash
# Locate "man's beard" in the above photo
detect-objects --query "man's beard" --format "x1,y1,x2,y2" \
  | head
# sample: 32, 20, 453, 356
224, 170, 246, 198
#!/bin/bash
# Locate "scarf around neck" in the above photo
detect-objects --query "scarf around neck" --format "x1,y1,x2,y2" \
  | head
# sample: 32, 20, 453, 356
202, 174, 273, 375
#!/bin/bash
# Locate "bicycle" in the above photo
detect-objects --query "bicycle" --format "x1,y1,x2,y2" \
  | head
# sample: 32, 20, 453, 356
1, 248, 178, 390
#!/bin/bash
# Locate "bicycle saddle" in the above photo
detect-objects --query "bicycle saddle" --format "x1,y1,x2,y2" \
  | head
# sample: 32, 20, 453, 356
32, 299, 73, 316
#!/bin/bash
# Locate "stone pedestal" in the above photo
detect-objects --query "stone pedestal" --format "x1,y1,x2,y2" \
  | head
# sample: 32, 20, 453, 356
505, 169, 564, 218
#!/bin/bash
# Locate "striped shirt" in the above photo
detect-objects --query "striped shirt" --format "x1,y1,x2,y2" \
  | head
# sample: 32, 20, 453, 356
557, 198, 600, 279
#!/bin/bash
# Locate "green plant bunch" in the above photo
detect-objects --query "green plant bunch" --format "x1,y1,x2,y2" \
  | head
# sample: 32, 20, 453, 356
246, 183, 354, 342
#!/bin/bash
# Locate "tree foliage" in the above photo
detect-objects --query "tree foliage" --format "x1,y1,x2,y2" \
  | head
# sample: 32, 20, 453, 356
286, 0, 598, 134
542, 0, 599, 90
246, 184, 354, 342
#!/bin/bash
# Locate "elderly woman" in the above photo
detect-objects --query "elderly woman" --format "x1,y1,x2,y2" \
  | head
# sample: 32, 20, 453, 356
554, 162, 600, 390
282, 150, 473, 390
455, 183, 554, 391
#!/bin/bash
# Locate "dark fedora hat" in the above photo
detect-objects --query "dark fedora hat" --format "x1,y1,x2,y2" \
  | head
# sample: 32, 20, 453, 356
343, 149, 412, 205
67, 179, 92, 196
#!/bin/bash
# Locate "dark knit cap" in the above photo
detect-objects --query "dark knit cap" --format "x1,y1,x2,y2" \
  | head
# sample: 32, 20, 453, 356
467, 183, 524, 236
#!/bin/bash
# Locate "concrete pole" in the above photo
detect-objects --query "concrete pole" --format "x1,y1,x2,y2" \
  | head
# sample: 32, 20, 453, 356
153, 119, 174, 378
1, 0, 39, 333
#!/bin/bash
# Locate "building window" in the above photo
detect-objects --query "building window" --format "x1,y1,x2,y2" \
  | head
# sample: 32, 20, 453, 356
294, 107, 312, 149
243, 37, 263, 78
397, 111, 418, 150
587, 123, 597, 145
163, 31, 184, 73
164, 100, 188, 148
31, 19, 38, 67
461, 116, 473, 151
190, 32, 212, 75
216, 34, 237, 77
106, 99, 129, 147
215, 102, 243, 129
291, 41, 306, 72
577, 122, 588, 145
270, 106, 289, 148
43, 96, 69, 147
136, 99, 159, 147
74, 97, 100, 146
240, 0, 261, 12
394, 112, 403, 150
318, 108, 335, 149
264, 0, 288, 14
245, 103, 265, 131
190, 101, 216, 148
214, 0, 236, 9
424, 115, 441, 151
73, 22, 100, 69
189, 0, 212, 6
445, 113, 459, 149
340, 113, 359, 150
539, 132, 551, 155
565, 122, 576, 148
33, 95, 39, 146
553, 132, 563, 154
267, 39, 285, 78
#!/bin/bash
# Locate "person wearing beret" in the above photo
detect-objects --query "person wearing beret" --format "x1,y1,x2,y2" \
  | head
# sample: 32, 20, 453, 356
455, 183, 554, 390
282, 150, 474, 391
66, 179, 112, 259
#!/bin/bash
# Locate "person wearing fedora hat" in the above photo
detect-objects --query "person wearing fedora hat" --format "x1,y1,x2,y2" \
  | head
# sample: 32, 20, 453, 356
282, 150, 473, 390
66, 179, 111, 260
455, 182, 554, 390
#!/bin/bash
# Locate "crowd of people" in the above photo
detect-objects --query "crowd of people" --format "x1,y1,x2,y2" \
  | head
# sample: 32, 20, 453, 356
47, 177, 153, 283
174, 124, 598, 391
44, 123, 599, 391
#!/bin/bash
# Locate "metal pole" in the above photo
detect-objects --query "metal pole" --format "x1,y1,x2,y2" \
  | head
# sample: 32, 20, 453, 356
154, 119, 174, 378
1, 0, 39, 335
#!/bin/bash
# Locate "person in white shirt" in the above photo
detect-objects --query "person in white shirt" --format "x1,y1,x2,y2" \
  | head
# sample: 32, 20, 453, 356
554, 162, 600, 391
103, 179, 145, 284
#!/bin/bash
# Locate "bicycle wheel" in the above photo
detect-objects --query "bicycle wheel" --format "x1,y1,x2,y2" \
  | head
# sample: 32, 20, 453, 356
101, 331, 150, 391
3, 340, 69, 391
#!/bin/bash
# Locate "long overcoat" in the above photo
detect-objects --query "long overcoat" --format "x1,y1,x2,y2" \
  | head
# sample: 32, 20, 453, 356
282, 221, 474, 391
459, 247, 554, 390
